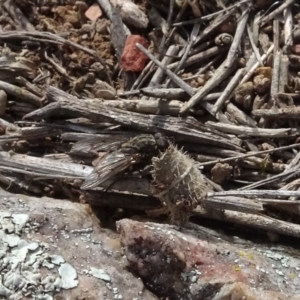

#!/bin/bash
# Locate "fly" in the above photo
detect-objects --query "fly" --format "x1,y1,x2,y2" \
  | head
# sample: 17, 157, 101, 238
80, 134, 166, 190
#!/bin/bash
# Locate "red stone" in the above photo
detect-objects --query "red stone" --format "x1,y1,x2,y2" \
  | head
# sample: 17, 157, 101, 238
121, 35, 149, 72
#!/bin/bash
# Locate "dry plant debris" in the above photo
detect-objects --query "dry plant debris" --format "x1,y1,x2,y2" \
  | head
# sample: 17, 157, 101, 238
1, 0, 300, 297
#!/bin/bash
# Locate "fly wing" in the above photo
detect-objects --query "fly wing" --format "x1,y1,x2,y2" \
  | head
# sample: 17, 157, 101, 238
81, 151, 139, 190
70, 137, 124, 157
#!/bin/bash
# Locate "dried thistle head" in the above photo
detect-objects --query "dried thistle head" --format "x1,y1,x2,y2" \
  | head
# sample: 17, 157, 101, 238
151, 144, 210, 224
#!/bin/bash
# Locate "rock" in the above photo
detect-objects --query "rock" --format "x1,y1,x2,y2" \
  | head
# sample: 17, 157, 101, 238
0, 188, 158, 300
211, 162, 232, 184
121, 35, 149, 72
234, 81, 254, 110
92, 79, 117, 99
117, 219, 300, 300
253, 73, 271, 95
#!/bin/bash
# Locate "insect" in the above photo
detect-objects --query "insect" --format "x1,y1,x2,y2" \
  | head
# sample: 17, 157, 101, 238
80, 134, 167, 190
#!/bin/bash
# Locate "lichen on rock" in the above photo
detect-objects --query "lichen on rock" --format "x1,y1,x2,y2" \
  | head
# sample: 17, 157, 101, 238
0, 212, 78, 299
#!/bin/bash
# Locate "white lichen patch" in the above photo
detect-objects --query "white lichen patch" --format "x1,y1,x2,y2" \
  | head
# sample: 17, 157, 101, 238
89, 267, 111, 282
58, 263, 78, 289
0, 212, 79, 299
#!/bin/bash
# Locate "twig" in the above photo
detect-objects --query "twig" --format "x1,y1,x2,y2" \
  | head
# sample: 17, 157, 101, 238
247, 24, 263, 66
225, 103, 257, 127
240, 44, 274, 84
148, 45, 179, 87
259, 0, 296, 27
90, 98, 203, 116
148, 7, 186, 45
198, 143, 300, 167
167, 46, 227, 71
269, 50, 281, 107
180, 60, 237, 114
0, 118, 22, 134
252, 107, 300, 119
194, 205, 300, 238
284, 5, 293, 46
273, 19, 280, 54
205, 121, 290, 138
135, 43, 195, 96
279, 54, 289, 93
203, 196, 263, 214
3, 0, 35, 31
225, 8, 250, 68
239, 166, 300, 190
208, 190, 300, 198
212, 68, 244, 115
0, 80, 42, 106
194, 7, 237, 45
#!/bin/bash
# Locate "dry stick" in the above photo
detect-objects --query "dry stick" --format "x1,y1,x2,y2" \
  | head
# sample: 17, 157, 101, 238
96, 0, 130, 34
167, 46, 227, 70
180, 60, 236, 114
90, 99, 203, 116
259, 0, 296, 27
140, 87, 190, 99
284, 151, 300, 173
212, 68, 244, 115
252, 107, 300, 119
179, 9, 250, 114
131, 61, 154, 90
172, 0, 201, 74
142, 88, 221, 101
194, 7, 237, 45
226, 102, 257, 127
183, 56, 220, 80
252, 11, 261, 45
173, 23, 201, 75
142, 46, 179, 101
270, 50, 281, 107
284, 5, 293, 46
173, 0, 245, 26
136, 45, 230, 121
194, 206, 300, 238
0, 80, 42, 106
135, 43, 195, 96
273, 19, 280, 54
240, 44, 274, 84
225, 8, 250, 68
279, 55, 289, 93
205, 121, 290, 138
156, 0, 175, 56
209, 190, 300, 198
189, 40, 214, 56
0, 118, 22, 134
148, 7, 186, 45
3, 0, 35, 31
239, 166, 300, 190
149, 45, 179, 87
247, 24, 263, 66
44, 51, 75, 83
203, 196, 263, 214
198, 142, 300, 167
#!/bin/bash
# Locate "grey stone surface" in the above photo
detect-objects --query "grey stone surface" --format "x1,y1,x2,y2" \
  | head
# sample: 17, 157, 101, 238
0, 188, 158, 300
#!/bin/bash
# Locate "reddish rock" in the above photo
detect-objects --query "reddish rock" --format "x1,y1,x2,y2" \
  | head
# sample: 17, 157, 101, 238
121, 35, 149, 72
117, 219, 300, 300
